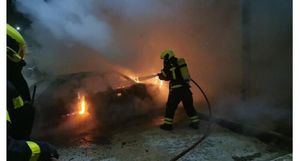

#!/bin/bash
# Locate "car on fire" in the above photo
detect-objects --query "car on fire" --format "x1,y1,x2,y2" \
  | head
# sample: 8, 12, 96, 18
30, 71, 163, 129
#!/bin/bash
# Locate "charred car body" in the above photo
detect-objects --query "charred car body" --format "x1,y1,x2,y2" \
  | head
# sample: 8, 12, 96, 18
31, 71, 162, 131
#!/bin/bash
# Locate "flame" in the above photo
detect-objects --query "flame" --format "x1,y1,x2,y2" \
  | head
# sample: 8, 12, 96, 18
155, 77, 163, 88
159, 80, 163, 88
131, 74, 163, 88
78, 93, 87, 115
131, 76, 140, 83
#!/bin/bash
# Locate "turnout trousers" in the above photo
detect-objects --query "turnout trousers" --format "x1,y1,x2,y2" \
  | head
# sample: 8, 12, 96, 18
163, 86, 199, 125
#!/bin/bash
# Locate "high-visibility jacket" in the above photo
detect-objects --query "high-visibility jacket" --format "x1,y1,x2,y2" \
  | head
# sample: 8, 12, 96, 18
160, 57, 191, 89
7, 125, 41, 161
7, 82, 59, 161
7, 81, 34, 140
7, 23, 31, 102
7, 24, 58, 161
7, 81, 41, 161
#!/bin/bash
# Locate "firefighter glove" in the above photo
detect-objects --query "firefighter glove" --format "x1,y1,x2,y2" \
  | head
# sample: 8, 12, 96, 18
158, 73, 165, 80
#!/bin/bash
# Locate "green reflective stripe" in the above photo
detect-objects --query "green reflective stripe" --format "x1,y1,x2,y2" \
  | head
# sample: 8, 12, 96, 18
190, 116, 200, 123
172, 72, 176, 79
164, 118, 173, 121
190, 116, 199, 120
161, 70, 167, 77
26, 141, 41, 161
13, 96, 24, 109
7, 36, 20, 55
191, 119, 200, 123
171, 84, 182, 89
7, 111, 11, 123
170, 67, 176, 79
164, 120, 173, 124
164, 117, 173, 124
7, 46, 22, 63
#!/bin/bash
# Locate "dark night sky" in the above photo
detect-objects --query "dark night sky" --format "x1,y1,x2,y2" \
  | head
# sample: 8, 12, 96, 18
7, 0, 31, 29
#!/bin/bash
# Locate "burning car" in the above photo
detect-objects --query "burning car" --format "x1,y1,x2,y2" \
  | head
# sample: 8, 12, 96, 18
31, 71, 164, 131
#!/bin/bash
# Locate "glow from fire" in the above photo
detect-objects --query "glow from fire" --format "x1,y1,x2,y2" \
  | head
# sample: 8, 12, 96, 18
131, 76, 140, 83
159, 79, 163, 88
78, 93, 87, 115
155, 77, 163, 88
130, 74, 164, 89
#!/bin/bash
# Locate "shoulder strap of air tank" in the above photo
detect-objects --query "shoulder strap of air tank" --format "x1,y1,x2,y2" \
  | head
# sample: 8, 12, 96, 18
177, 58, 187, 68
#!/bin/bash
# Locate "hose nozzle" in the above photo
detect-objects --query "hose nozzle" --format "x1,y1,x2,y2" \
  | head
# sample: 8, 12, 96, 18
137, 74, 158, 81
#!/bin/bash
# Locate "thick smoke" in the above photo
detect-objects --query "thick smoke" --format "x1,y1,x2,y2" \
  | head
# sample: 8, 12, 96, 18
15, 0, 292, 134
16, 0, 111, 51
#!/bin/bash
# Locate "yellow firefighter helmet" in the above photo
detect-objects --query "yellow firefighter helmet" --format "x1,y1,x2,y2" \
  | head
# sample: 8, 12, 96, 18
7, 24, 26, 63
160, 49, 175, 60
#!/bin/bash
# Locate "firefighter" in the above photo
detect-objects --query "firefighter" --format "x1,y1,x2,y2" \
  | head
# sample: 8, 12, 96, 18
7, 24, 59, 161
158, 49, 200, 131
7, 23, 34, 139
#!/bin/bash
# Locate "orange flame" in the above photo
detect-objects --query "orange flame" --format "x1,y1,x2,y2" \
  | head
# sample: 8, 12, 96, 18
159, 79, 163, 88
78, 93, 87, 115
131, 76, 140, 83
131, 74, 163, 88
155, 77, 163, 88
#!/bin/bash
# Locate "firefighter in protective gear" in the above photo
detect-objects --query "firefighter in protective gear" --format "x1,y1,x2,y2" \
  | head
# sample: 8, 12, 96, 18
7, 24, 59, 161
7, 24, 33, 139
7, 24, 31, 102
158, 49, 200, 131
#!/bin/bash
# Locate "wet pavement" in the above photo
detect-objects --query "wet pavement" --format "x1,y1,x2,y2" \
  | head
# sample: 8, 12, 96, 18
55, 119, 291, 161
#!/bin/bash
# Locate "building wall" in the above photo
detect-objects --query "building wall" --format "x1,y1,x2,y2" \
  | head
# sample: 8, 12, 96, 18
238, 0, 292, 133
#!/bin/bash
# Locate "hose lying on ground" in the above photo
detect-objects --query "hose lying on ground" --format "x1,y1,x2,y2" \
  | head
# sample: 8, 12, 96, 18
170, 79, 213, 161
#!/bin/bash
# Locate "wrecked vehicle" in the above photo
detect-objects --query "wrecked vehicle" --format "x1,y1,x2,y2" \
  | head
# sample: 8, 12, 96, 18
31, 71, 163, 130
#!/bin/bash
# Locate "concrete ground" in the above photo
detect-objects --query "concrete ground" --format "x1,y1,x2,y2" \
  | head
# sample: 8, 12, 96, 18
56, 118, 291, 161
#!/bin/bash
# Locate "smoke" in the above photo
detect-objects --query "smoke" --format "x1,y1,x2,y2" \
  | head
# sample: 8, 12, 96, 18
16, 0, 111, 51
14, 0, 292, 134
16, 0, 237, 75
16, 0, 242, 99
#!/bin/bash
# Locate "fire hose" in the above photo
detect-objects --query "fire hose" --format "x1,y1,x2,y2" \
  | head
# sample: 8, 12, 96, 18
137, 75, 213, 160
169, 79, 212, 161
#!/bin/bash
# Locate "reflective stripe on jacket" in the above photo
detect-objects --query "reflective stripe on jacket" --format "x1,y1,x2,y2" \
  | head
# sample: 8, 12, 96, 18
7, 81, 35, 140
7, 135, 41, 161
7, 112, 41, 161
161, 57, 191, 89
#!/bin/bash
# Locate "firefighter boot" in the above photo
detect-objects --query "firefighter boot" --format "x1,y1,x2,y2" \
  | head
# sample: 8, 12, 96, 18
160, 124, 173, 131
189, 115, 200, 129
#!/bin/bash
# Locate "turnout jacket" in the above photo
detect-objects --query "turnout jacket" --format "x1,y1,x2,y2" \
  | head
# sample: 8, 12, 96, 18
7, 81, 58, 161
159, 57, 191, 89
